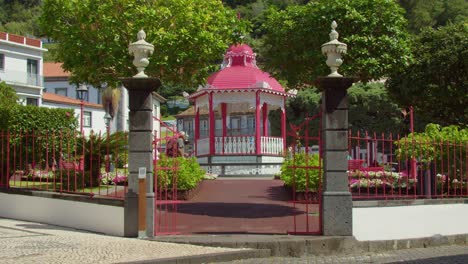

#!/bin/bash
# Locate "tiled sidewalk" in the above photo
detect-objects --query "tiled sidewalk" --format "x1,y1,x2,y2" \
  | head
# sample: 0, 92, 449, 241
220, 245, 468, 264
0, 218, 247, 264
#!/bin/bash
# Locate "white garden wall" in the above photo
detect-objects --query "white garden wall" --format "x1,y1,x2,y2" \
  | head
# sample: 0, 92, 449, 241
0, 192, 124, 236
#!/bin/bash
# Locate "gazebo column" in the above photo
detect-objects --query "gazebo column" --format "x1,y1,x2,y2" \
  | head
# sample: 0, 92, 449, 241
281, 100, 286, 153
194, 104, 199, 154
209, 92, 215, 155
221, 103, 227, 154
262, 103, 268, 137
255, 91, 261, 155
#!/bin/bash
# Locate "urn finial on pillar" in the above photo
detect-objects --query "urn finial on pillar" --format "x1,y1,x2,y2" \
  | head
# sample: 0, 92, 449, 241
129, 29, 154, 78
321, 21, 347, 77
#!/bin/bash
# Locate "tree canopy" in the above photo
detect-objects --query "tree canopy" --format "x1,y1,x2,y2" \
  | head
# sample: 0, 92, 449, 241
0, 0, 41, 36
386, 22, 467, 127
398, 0, 468, 34
40, 0, 248, 88
261, 0, 412, 87
0, 81, 18, 108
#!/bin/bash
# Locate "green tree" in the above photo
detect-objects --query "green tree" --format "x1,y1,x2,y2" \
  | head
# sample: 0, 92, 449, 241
0, 0, 42, 36
398, 0, 468, 34
0, 81, 19, 109
40, 0, 248, 88
348, 83, 405, 134
262, 0, 412, 87
386, 22, 468, 127
270, 83, 405, 145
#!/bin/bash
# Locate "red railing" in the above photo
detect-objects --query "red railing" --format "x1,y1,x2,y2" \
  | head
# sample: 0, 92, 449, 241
348, 131, 467, 200
0, 130, 128, 199
0, 32, 42, 48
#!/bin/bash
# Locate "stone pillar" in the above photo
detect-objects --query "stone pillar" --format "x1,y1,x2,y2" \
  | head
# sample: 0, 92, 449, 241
317, 77, 354, 236
121, 77, 161, 238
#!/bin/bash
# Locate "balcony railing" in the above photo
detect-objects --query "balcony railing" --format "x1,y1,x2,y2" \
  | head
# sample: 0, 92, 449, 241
215, 136, 256, 154
261, 136, 283, 155
196, 136, 283, 156
0, 70, 43, 87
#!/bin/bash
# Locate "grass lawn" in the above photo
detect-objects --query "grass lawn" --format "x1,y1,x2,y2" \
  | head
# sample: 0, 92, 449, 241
9, 180, 117, 195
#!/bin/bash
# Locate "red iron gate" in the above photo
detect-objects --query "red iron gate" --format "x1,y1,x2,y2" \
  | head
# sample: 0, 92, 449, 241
286, 112, 322, 235
152, 117, 181, 235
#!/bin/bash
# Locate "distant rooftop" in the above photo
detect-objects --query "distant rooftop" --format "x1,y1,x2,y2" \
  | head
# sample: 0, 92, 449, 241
44, 62, 70, 78
42, 92, 103, 109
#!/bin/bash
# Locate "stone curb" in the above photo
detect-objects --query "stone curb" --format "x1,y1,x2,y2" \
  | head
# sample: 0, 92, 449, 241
353, 198, 468, 208
117, 248, 271, 264
153, 233, 468, 260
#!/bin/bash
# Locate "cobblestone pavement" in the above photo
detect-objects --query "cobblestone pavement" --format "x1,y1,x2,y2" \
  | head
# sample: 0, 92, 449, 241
220, 245, 468, 264
0, 218, 245, 264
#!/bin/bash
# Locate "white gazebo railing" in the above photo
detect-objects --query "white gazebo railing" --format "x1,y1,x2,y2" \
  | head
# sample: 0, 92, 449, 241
215, 136, 255, 154
196, 136, 284, 156
261, 136, 283, 155
196, 138, 210, 156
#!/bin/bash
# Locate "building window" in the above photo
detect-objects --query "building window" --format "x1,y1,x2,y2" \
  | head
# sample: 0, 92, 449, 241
97, 89, 102, 104
83, 111, 92, 127
200, 119, 208, 130
247, 116, 255, 129
27, 59, 38, 86
55, 87, 67, 97
0, 54, 4, 70
26, 98, 38, 106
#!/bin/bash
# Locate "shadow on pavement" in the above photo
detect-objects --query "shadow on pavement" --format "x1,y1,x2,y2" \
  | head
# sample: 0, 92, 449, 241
177, 202, 305, 218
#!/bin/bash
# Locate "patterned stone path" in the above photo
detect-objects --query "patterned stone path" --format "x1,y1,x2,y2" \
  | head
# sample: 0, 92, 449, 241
167, 178, 320, 234
220, 245, 468, 264
0, 218, 245, 264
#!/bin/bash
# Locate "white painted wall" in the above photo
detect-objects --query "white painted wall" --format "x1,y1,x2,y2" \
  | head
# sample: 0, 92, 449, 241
44, 80, 101, 105
353, 204, 468, 241
41, 101, 107, 137
0, 192, 124, 236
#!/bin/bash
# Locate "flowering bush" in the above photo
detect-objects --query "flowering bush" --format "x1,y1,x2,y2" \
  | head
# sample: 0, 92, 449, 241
100, 173, 128, 186
348, 170, 417, 190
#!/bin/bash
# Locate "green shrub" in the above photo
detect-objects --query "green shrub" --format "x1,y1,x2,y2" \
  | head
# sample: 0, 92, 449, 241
280, 152, 321, 191
155, 155, 205, 190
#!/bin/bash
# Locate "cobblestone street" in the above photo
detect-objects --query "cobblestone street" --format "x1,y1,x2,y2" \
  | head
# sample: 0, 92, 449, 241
221, 245, 468, 264
0, 218, 245, 264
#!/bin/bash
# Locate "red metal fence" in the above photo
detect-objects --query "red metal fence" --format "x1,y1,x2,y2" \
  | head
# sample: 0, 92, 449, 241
0, 130, 128, 199
152, 116, 182, 235
348, 131, 467, 200
286, 113, 322, 235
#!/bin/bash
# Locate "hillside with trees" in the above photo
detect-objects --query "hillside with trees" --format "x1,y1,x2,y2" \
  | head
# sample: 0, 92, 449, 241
1, 0, 466, 128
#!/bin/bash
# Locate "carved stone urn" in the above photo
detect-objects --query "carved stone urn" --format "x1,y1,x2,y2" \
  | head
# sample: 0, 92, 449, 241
321, 21, 347, 77
128, 29, 154, 78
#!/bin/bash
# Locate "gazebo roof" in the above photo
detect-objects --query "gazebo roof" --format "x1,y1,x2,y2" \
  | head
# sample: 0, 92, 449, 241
204, 44, 284, 93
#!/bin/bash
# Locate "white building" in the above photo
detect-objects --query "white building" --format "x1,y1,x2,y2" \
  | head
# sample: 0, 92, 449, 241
0, 32, 47, 106
43, 62, 166, 137
42, 92, 107, 136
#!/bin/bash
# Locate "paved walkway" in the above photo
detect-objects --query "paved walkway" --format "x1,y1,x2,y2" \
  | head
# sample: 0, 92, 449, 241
0, 218, 247, 264
220, 245, 468, 263
167, 178, 319, 234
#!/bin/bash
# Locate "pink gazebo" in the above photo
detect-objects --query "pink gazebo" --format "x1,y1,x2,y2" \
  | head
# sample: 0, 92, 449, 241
188, 44, 294, 175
